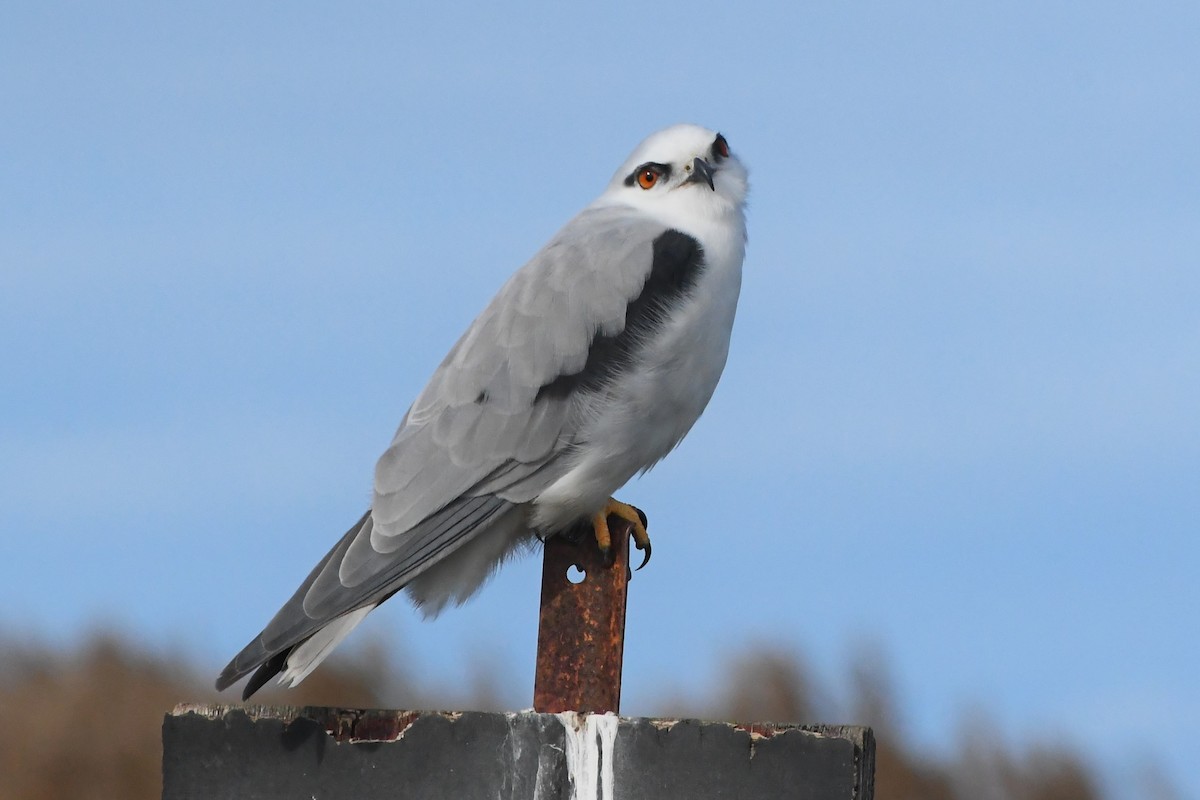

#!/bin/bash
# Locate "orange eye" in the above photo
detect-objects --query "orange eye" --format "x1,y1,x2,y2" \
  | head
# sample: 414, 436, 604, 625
637, 168, 658, 189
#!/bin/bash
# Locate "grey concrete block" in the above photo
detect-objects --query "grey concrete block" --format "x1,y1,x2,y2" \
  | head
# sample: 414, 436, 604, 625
163, 704, 874, 799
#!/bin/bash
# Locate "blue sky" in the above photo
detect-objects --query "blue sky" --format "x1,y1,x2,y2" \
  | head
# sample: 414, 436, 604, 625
2, 2, 1197, 796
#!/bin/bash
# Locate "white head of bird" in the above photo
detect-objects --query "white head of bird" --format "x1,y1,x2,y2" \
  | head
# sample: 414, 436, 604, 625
598, 123, 749, 244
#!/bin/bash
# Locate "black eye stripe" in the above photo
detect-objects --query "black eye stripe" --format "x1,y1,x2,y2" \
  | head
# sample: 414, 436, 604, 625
623, 161, 672, 187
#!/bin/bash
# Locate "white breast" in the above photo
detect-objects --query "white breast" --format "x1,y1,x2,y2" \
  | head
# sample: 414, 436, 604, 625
532, 212, 746, 531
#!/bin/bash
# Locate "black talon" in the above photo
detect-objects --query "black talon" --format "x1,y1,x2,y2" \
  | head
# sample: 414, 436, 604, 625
632, 506, 648, 529
634, 539, 652, 571
629, 505, 651, 570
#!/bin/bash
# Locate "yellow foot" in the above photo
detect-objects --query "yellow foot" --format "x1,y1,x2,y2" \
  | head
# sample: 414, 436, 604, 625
591, 498, 652, 570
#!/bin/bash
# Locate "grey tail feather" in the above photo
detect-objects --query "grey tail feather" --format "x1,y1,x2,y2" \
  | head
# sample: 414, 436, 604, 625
214, 510, 371, 694
215, 495, 515, 697
241, 647, 292, 699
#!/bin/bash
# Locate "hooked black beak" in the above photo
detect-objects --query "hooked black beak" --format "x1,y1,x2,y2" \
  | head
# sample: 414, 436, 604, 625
683, 157, 715, 191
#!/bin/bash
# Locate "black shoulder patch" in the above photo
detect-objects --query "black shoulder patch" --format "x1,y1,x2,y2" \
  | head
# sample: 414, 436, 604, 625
537, 229, 705, 401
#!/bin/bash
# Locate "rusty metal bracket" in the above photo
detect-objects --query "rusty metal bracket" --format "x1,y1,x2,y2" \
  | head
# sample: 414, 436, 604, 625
533, 514, 635, 714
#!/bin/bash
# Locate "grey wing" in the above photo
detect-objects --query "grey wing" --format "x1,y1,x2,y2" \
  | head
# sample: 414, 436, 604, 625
359, 205, 666, 559
217, 205, 666, 692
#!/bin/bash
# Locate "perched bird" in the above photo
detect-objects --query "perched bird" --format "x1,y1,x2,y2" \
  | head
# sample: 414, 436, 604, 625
216, 124, 749, 699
